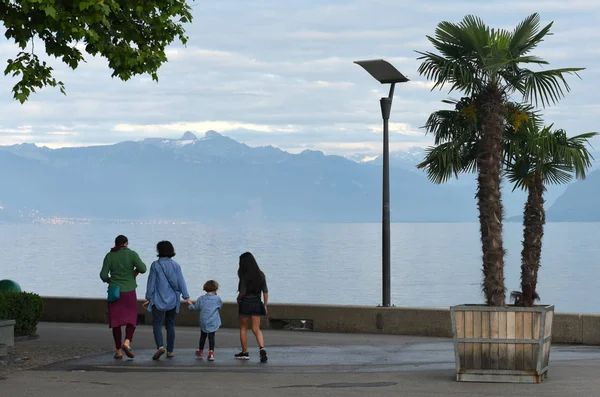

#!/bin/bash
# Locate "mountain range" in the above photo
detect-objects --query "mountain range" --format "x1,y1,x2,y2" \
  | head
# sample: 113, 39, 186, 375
0, 131, 595, 223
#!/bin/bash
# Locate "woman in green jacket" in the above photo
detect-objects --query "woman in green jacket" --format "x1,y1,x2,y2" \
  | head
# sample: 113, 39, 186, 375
100, 235, 147, 359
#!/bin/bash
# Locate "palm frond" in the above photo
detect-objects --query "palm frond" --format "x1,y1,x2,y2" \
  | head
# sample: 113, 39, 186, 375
416, 51, 480, 94
521, 68, 585, 107
416, 14, 497, 95
455, 15, 491, 60
504, 123, 597, 191
483, 51, 514, 76
416, 141, 478, 184
424, 111, 479, 145
512, 56, 548, 65
561, 132, 597, 179
541, 163, 574, 185
430, 21, 477, 60
504, 156, 534, 192
509, 13, 554, 57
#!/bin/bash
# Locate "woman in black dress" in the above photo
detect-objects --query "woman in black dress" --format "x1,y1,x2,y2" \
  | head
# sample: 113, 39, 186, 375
235, 252, 268, 362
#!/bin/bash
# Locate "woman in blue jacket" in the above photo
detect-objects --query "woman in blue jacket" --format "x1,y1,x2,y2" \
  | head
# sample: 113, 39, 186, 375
143, 240, 192, 360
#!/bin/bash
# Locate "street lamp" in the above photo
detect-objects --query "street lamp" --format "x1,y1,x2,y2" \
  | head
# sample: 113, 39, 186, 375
354, 59, 409, 307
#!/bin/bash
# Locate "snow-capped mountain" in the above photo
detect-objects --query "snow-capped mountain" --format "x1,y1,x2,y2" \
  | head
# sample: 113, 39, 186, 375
0, 131, 479, 222
347, 147, 426, 172
140, 130, 291, 164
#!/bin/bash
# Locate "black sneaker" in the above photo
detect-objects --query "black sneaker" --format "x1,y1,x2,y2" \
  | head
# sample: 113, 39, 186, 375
259, 348, 268, 363
235, 351, 249, 360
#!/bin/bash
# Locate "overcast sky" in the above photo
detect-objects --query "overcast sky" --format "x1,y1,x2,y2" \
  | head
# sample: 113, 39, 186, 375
0, 0, 598, 156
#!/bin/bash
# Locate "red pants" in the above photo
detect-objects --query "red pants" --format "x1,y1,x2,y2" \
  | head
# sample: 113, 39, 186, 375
112, 325, 135, 349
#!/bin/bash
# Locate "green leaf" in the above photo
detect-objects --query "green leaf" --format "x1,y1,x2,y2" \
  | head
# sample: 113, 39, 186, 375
44, 6, 57, 19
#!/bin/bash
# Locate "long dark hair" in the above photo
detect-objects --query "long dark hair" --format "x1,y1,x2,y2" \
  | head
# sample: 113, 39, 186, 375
237, 252, 265, 294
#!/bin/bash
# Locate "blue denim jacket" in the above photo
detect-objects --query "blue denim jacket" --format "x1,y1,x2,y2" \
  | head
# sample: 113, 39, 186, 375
145, 258, 190, 313
189, 294, 223, 333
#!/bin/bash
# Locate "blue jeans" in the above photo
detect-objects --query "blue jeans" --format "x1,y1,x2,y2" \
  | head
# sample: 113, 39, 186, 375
152, 307, 177, 353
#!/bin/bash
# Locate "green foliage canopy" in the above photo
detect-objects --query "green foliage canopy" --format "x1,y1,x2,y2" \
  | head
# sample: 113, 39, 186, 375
0, 0, 193, 103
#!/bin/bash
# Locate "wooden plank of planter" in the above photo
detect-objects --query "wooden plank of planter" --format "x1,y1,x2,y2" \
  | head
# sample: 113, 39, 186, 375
534, 311, 542, 373
490, 311, 499, 370
545, 310, 553, 338
543, 310, 553, 369
473, 310, 482, 369
465, 311, 474, 368
523, 312, 534, 370
460, 338, 544, 343
498, 311, 507, 368
506, 311, 516, 369
515, 311, 525, 370
455, 310, 465, 369
481, 311, 490, 368
533, 312, 541, 339
543, 340, 551, 369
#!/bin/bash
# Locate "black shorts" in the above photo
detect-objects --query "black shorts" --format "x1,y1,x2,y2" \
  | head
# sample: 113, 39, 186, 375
238, 296, 265, 316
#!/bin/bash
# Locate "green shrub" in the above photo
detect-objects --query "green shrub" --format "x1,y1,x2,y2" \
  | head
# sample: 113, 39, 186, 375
0, 292, 44, 337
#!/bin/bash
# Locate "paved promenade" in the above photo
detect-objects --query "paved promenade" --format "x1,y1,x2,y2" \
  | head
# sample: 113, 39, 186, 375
3, 322, 600, 396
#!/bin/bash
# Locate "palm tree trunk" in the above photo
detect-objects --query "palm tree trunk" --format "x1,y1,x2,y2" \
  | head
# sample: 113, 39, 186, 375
519, 175, 545, 307
477, 88, 507, 306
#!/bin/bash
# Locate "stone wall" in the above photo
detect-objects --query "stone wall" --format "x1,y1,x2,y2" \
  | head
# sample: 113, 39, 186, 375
40, 297, 599, 345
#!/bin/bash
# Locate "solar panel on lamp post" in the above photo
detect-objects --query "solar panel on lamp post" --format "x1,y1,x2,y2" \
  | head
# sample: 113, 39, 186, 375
354, 59, 409, 308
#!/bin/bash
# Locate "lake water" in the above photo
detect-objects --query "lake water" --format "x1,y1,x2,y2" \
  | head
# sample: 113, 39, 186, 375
1, 222, 599, 314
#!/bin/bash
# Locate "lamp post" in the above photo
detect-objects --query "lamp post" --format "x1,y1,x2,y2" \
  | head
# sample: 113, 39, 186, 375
354, 59, 409, 307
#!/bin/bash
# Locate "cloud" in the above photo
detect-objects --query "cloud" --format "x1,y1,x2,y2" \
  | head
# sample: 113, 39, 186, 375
282, 140, 432, 155
40, 142, 111, 149
415, 0, 599, 13
367, 122, 424, 137
112, 121, 299, 135
0, 0, 598, 154
405, 81, 437, 90
46, 131, 78, 136
300, 80, 355, 89
0, 125, 33, 134
287, 29, 424, 40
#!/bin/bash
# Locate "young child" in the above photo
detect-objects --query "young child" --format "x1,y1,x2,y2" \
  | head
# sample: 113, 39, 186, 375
188, 280, 223, 361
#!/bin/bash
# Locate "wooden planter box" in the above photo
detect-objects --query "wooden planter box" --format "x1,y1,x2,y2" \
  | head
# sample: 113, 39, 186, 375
450, 305, 554, 384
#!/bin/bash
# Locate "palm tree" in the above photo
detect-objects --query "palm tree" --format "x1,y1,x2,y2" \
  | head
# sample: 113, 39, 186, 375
418, 97, 537, 305
505, 125, 597, 307
418, 101, 596, 307
417, 13, 583, 306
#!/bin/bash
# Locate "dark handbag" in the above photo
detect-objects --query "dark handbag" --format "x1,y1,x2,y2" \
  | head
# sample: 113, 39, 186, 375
260, 302, 267, 316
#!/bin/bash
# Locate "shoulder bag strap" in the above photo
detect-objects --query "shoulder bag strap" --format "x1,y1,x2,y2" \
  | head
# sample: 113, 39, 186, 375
157, 259, 178, 293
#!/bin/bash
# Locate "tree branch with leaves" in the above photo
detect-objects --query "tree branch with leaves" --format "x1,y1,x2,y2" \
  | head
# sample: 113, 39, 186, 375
0, 0, 193, 103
